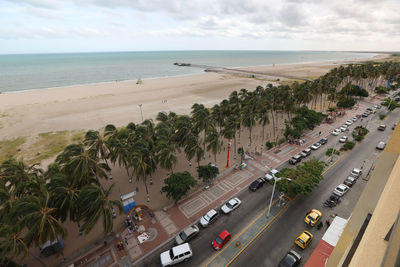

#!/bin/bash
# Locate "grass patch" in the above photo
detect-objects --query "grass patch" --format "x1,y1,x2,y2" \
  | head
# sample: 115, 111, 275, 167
71, 130, 85, 142
27, 131, 69, 164
0, 137, 27, 162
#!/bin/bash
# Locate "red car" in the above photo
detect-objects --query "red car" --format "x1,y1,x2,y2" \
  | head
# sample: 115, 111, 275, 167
212, 230, 232, 250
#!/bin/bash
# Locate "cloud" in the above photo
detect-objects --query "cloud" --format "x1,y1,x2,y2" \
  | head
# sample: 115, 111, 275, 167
1, 0, 400, 51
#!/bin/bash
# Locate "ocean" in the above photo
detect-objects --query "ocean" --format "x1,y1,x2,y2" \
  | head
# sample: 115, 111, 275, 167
0, 51, 377, 93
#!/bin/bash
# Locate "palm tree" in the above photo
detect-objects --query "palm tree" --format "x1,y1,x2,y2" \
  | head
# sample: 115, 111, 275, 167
12, 190, 66, 253
191, 103, 212, 155
222, 114, 239, 159
56, 143, 109, 187
0, 159, 43, 196
78, 184, 122, 235
210, 104, 225, 132
84, 130, 112, 175
206, 127, 223, 165
256, 91, 270, 155
157, 140, 177, 173
0, 224, 29, 266
240, 91, 257, 152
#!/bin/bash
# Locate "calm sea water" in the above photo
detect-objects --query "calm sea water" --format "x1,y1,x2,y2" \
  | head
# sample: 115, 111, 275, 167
0, 51, 377, 93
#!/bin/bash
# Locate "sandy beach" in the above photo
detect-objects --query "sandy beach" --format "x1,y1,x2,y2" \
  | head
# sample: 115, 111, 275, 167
1, 53, 390, 266
0, 54, 389, 140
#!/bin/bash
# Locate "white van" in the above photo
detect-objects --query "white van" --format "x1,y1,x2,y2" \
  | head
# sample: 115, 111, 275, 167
160, 243, 192, 266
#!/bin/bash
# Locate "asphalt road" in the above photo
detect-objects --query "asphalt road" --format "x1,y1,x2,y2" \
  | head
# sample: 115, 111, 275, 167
230, 108, 400, 267
137, 106, 400, 267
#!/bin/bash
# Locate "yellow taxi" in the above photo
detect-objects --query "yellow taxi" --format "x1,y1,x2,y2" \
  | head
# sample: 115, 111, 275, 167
370, 109, 376, 114
295, 231, 313, 249
304, 209, 322, 227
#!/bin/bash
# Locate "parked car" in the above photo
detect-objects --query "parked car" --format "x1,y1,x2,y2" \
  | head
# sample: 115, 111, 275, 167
340, 126, 348, 132
319, 138, 328, 145
160, 243, 193, 266
344, 176, 357, 187
175, 225, 200, 245
212, 230, 231, 250
300, 148, 311, 158
278, 249, 301, 267
265, 168, 279, 182
352, 117, 358, 122
362, 112, 369, 117
295, 231, 313, 249
350, 168, 362, 178
339, 136, 348, 143
289, 154, 302, 165
393, 123, 398, 130
200, 209, 219, 227
304, 209, 322, 227
376, 141, 386, 150
333, 184, 350, 197
249, 177, 265, 191
310, 143, 321, 150
221, 197, 241, 214
378, 125, 386, 131
331, 129, 341, 136
345, 120, 353, 126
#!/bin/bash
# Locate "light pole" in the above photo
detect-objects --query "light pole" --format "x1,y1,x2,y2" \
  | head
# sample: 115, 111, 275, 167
267, 174, 291, 218
138, 104, 144, 122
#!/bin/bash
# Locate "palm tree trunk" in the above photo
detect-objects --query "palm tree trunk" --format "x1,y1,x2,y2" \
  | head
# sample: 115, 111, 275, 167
261, 125, 265, 155
144, 179, 149, 201
249, 126, 252, 152
234, 135, 237, 159
214, 153, 217, 165
271, 111, 276, 141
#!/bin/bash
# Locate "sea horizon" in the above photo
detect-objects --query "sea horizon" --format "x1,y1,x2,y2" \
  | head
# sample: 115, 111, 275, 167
0, 50, 379, 93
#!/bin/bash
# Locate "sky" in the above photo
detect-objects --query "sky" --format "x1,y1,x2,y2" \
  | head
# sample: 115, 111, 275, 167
1, 0, 400, 54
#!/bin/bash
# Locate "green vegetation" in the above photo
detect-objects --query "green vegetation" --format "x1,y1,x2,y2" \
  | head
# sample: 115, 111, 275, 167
197, 163, 219, 183
352, 126, 369, 142
326, 148, 340, 156
161, 171, 197, 203
375, 86, 390, 95
0, 137, 26, 162
381, 98, 400, 111
284, 106, 325, 139
27, 131, 69, 164
277, 159, 326, 196
340, 141, 356, 151
265, 141, 275, 150
379, 114, 386, 120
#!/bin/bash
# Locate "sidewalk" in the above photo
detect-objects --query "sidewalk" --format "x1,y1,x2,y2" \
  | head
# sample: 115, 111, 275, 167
68, 98, 382, 267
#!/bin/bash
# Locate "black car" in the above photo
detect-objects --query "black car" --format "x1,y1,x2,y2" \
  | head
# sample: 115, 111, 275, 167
392, 123, 397, 130
278, 249, 301, 267
288, 154, 302, 165
319, 138, 328, 145
249, 178, 265, 191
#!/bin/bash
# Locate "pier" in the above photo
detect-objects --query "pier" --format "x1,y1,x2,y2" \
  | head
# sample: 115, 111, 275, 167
173, 62, 313, 82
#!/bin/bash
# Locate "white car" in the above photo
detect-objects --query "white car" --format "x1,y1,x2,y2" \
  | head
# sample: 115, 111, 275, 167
340, 126, 348, 132
199, 209, 218, 227
350, 168, 362, 178
376, 141, 386, 150
352, 117, 358, 122
333, 184, 350, 197
160, 243, 193, 266
310, 143, 321, 150
221, 197, 242, 214
265, 168, 279, 182
345, 120, 353, 126
331, 129, 341, 136
339, 136, 348, 143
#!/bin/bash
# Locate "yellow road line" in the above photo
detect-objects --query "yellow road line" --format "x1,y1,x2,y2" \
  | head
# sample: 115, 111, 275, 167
203, 198, 281, 267
226, 195, 298, 266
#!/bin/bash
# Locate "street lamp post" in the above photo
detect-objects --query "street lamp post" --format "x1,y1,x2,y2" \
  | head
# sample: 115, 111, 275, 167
138, 104, 144, 122
267, 175, 291, 218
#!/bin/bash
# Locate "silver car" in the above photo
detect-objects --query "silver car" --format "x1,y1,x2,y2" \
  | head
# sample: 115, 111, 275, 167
175, 225, 200, 245
376, 141, 386, 150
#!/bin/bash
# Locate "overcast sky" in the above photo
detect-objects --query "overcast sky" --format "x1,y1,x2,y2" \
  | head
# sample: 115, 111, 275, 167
1, 0, 400, 54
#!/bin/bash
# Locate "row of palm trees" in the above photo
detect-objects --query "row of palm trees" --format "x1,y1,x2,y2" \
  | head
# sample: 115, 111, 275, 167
1, 61, 399, 265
